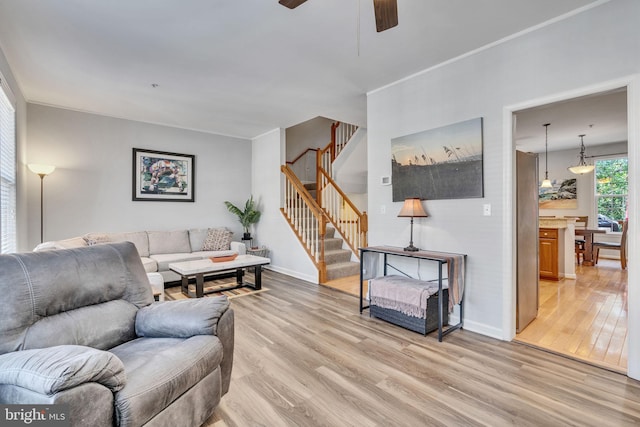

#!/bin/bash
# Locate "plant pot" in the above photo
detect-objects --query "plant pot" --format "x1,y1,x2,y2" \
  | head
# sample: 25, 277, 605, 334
243, 233, 252, 240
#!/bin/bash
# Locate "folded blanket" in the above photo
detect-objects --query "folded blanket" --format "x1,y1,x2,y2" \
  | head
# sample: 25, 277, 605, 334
369, 275, 444, 319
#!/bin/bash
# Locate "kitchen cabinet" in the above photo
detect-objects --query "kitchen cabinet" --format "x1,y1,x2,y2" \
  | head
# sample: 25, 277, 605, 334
539, 228, 559, 280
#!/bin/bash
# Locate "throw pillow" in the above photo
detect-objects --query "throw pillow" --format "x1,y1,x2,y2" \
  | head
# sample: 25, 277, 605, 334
82, 233, 111, 246
201, 228, 233, 251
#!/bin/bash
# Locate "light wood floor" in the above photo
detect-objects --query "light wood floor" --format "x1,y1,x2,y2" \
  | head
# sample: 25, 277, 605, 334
327, 260, 629, 373
205, 270, 640, 426
515, 258, 628, 373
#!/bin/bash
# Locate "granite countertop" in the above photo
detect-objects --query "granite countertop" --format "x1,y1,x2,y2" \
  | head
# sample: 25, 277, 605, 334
539, 217, 576, 229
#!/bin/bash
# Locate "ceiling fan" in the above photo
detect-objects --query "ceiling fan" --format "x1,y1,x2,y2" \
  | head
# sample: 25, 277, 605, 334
278, 0, 398, 33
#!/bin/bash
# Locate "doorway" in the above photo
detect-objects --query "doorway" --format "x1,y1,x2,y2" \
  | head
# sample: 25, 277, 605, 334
509, 84, 633, 374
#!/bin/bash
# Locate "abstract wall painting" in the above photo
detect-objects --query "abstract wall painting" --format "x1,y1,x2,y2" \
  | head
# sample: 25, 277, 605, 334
132, 148, 195, 202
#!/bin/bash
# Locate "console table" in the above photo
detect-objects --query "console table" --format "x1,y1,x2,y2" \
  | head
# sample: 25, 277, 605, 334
359, 246, 466, 341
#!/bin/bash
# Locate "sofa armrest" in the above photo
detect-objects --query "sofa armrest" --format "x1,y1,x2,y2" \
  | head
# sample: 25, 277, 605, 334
135, 297, 230, 338
0, 345, 126, 395
230, 241, 246, 255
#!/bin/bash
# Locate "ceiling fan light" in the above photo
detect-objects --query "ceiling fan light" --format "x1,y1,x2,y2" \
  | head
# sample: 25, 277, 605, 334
540, 179, 553, 188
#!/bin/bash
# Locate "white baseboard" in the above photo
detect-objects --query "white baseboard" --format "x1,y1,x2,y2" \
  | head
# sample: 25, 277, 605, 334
460, 318, 505, 340
265, 265, 317, 284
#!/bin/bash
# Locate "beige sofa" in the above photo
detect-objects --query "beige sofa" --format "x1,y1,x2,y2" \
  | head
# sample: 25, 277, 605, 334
34, 228, 246, 283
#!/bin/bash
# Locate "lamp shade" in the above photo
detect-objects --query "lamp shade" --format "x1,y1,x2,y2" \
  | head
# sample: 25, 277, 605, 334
568, 134, 594, 175
398, 198, 428, 218
540, 179, 553, 188
28, 164, 56, 175
568, 164, 595, 174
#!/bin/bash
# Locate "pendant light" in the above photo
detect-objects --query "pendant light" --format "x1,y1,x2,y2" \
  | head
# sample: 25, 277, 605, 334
568, 134, 595, 174
540, 123, 553, 188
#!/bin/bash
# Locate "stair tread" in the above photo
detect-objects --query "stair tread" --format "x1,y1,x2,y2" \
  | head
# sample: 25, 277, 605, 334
326, 261, 359, 269
325, 248, 351, 254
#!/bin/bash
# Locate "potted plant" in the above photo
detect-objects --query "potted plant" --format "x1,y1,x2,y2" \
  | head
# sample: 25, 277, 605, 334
224, 196, 261, 240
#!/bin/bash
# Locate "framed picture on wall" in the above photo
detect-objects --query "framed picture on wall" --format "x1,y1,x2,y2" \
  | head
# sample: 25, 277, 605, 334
391, 117, 484, 201
132, 148, 195, 202
539, 178, 577, 209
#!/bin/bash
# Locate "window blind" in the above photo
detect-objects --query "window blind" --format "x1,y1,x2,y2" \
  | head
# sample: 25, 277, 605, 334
0, 74, 17, 253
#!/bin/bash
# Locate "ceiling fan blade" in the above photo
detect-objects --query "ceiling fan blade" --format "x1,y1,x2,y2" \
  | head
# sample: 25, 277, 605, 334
279, 0, 308, 9
373, 0, 398, 32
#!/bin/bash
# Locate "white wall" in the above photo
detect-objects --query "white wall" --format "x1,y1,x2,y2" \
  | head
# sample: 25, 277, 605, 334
25, 104, 251, 249
286, 116, 333, 182
367, 0, 640, 376
285, 116, 333, 161
252, 128, 318, 283
539, 141, 628, 221
0, 46, 28, 252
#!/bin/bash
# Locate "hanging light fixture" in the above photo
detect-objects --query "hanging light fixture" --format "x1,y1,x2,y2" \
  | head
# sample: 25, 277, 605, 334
568, 134, 595, 174
540, 123, 553, 188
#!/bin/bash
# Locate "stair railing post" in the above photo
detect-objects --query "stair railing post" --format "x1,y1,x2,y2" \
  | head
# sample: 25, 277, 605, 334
316, 149, 322, 204
361, 212, 368, 248
318, 214, 327, 283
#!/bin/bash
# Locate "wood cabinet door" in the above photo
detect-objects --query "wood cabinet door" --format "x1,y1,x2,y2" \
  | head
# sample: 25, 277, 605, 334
539, 237, 558, 280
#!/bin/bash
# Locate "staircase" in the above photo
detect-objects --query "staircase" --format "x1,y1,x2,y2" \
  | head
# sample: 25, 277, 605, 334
324, 226, 360, 281
282, 122, 365, 284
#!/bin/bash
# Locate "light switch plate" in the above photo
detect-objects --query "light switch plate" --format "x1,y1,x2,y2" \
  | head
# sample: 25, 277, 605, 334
483, 204, 491, 216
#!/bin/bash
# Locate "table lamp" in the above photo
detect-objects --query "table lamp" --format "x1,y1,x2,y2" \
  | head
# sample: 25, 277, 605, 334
397, 198, 428, 252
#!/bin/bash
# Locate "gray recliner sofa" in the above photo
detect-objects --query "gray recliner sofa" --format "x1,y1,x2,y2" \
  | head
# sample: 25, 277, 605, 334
0, 242, 234, 427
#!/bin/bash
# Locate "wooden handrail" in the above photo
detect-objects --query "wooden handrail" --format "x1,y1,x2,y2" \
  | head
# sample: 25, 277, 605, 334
281, 165, 325, 216
317, 166, 368, 256
280, 165, 328, 283
318, 168, 363, 218
280, 121, 363, 281
286, 147, 319, 165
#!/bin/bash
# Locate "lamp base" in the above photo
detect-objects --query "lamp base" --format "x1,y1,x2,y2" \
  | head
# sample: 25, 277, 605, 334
404, 245, 419, 252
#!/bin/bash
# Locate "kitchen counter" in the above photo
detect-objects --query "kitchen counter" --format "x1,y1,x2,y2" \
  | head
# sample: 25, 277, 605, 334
538, 218, 576, 279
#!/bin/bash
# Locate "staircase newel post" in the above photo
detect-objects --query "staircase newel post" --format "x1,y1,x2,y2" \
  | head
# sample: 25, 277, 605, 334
361, 211, 368, 248
318, 215, 327, 283
316, 149, 322, 204
330, 122, 339, 162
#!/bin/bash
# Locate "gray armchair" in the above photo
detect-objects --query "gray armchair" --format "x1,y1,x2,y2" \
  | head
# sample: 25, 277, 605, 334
0, 242, 234, 427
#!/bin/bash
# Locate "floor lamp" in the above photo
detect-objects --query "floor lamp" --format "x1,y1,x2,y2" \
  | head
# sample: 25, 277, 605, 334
397, 198, 428, 252
28, 164, 56, 243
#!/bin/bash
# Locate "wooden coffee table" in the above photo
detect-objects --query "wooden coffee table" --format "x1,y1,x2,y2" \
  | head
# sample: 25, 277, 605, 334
169, 255, 270, 298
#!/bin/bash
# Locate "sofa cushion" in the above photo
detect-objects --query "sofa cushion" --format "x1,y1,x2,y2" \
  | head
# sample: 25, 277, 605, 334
33, 237, 88, 251
0, 345, 126, 394
0, 242, 153, 354
110, 335, 223, 427
56, 237, 89, 249
148, 230, 191, 255
108, 232, 150, 257
202, 228, 233, 251
140, 257, 157, 273
149, 253, 203, 272
135, 297, 230, 338
188, 228, 209, 252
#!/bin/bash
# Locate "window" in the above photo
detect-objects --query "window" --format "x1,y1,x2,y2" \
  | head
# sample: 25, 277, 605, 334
0, 74, 16, 253
595, 156, 628, 231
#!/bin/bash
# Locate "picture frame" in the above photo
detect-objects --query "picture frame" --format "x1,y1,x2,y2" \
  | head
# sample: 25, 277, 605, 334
539, 178, 577, 209
391, 117, 484, 201
132, 148, 195, 202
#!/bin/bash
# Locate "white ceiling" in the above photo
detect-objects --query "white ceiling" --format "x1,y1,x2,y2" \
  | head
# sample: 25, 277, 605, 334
0, 0, 603, 139
514, 88, 628, 153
